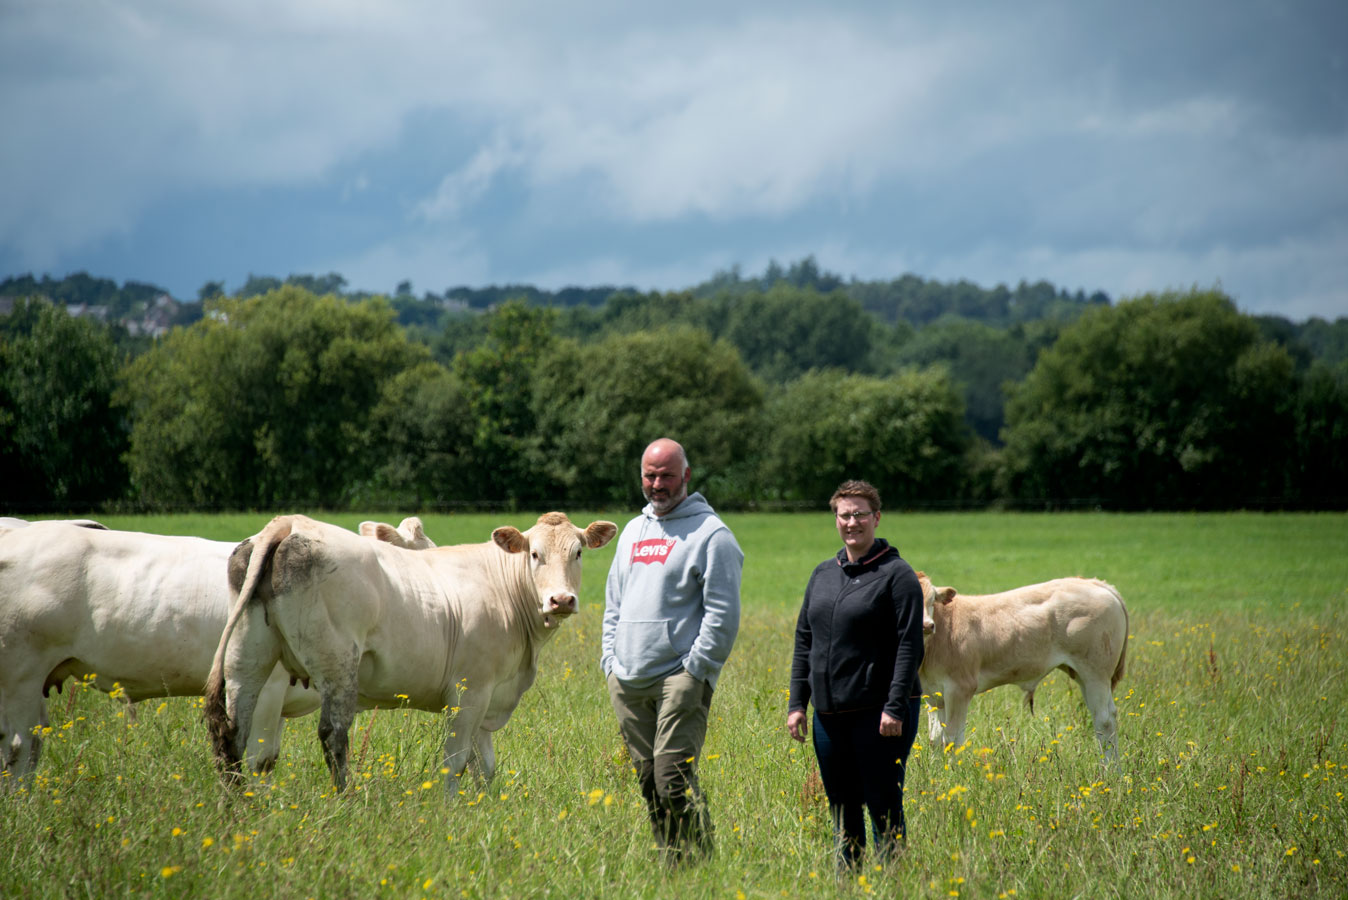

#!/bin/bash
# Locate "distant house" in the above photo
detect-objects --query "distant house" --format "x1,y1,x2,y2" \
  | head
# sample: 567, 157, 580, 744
124, 294, 179, 337
65, 303, 111, 323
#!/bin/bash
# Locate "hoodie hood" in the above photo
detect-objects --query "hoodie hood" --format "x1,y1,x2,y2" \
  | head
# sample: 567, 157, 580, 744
641, 490, 715, 523
835, 537, 897, 574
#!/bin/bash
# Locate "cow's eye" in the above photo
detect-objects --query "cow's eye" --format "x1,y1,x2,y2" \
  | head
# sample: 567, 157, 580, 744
575, 549, 582, 559
531, 551, 539, 561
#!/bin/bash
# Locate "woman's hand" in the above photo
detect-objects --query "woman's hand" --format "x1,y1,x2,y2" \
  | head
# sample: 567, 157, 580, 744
879, 711, 903, 737
787, 709, 808, 742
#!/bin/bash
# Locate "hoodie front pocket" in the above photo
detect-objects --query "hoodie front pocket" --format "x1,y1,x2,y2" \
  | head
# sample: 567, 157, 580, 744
614, 619, 677, 672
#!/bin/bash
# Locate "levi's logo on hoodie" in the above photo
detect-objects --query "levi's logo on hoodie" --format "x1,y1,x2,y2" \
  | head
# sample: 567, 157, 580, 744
631, 538, 677, 564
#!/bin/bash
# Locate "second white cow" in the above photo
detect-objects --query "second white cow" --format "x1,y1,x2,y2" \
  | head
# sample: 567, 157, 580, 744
917, 573, 1129, 757
207, 512, 616, 791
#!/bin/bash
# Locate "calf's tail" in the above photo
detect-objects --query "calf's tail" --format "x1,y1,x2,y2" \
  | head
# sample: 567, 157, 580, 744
205, 516, 292, 775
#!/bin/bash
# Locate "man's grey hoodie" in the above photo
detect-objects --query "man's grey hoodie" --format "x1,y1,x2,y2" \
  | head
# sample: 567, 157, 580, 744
601, 491, 743, 688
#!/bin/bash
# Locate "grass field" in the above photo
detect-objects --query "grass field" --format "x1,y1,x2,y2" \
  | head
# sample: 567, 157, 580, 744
3, 511, 1345, 899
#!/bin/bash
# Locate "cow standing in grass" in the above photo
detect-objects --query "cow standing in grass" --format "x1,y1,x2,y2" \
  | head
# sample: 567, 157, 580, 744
0, 517, 431, 786
206, 512, 616, 791
917, 573, 1129, 758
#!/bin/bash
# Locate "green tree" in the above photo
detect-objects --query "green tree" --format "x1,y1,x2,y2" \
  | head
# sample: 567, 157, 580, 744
117, 286, 427, 508
758, 368, 970, 506
364, 362, 477, 507
999, 289, 1298, 508
286, 273, 349, 297
530, 326, 764, 506
556, 290, 720, 344
236, 275, 283, 298
0, 297, 128, 507
1297, 317, 1348, 367
451, 300, 559, 505
891, 318, 1035, 442
1292, 361, 1348, 506
718, 285, 873, 381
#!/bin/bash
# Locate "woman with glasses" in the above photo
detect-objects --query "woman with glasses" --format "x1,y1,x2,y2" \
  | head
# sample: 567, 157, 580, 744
786, 479, 925, 871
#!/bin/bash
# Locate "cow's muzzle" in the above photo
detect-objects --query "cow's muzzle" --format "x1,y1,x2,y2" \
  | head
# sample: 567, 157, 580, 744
541, 593, 578, 629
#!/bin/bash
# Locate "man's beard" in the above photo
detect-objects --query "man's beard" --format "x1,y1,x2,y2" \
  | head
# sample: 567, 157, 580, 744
644, 486, 686, 514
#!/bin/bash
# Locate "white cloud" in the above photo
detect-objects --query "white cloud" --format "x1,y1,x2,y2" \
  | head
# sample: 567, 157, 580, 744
3, 1, 1346, 320
503, 16, 979, 222
415, 136, 523, 222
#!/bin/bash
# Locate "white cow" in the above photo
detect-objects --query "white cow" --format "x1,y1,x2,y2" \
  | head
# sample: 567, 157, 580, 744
0, 517, 107, 531
917, 573, 1129, 758
206, 511, 617, 791
0, 517, 433, 786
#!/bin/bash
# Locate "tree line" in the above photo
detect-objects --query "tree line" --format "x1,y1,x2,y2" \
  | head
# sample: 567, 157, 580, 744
2, 270, 1345, 512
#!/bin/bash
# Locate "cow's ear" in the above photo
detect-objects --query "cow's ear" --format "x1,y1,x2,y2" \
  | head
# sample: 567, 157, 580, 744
366, 522, 401, 544
937, 587, 957, 605
492, 526, 528, 554
583, 521, 618, 549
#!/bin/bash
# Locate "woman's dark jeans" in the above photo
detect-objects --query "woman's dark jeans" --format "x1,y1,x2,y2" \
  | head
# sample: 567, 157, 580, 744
812, 697, 922, 867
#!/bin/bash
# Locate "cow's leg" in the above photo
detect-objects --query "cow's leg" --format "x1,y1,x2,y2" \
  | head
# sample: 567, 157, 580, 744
245, 665, 292, 774
315, 675, 358, 792
1078, 675, 1119, 760
938, 690, 972, 750
278, 634, 360, 790
0, 682, 48, 787
441, 693, 490, 785
470, 729, 497, 781
219, 611, 283, 780
925, 692, 946, 746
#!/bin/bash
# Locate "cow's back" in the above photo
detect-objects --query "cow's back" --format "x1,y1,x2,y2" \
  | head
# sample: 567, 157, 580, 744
0, 523, 235, 699
263, 520, 530, 713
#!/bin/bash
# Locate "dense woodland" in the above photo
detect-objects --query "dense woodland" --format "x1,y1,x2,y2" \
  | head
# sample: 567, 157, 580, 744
1, 260, 1345, 512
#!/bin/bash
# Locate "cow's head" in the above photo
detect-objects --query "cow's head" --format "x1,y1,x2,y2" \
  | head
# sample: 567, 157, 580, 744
492, 512, 618, 628
359, 516, 437, 550
916, 571, 956, 638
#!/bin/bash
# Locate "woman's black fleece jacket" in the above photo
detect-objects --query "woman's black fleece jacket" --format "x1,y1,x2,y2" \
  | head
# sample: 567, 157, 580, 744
788, 538, 925, 718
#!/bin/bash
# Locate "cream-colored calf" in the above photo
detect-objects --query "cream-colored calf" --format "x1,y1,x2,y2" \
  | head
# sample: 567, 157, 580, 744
917, 574, 1128, 757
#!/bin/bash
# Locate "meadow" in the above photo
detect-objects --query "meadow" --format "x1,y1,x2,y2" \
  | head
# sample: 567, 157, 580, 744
3, 511, 1345, 899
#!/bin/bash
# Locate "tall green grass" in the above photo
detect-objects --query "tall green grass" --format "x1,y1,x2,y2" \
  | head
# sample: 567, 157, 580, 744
4, 512, 1345, 898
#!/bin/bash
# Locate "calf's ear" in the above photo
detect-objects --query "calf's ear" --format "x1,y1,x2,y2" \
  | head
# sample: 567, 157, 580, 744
492, 526, 529, 554
937, 587, 957, 605
583, 521, 618, 549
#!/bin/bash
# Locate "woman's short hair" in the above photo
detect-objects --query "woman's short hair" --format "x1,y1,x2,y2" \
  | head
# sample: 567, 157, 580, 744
829, 480, 881, 513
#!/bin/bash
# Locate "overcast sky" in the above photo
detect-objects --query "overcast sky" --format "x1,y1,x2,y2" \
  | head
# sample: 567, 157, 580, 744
3, 1, 1345, 320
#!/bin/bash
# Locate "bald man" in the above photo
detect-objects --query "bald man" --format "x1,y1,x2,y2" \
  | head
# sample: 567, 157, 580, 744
600, 438, 743, 865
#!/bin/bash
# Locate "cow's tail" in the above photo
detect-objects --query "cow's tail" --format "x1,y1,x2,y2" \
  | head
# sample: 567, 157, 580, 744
205, 516, 292, 777
1104, 581, 1129, 690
